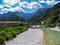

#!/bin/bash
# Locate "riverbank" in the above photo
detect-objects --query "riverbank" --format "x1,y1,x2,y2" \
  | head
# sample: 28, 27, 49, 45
42, 29, 60, 45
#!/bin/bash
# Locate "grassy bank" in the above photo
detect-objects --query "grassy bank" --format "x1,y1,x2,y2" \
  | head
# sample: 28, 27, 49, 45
42, 28, 60, 45
0, 26, 28, 44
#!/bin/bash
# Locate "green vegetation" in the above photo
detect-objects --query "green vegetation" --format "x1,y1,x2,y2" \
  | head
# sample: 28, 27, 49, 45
0, 26, 28, 44
28, 3, 60, 27
44, 11, 60, 27
42, 28, 60, 45
42, 3, 60, 27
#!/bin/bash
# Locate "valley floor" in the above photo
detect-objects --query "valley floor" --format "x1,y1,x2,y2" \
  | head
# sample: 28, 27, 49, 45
5, 28, 44, 45
5, 27, 60, 45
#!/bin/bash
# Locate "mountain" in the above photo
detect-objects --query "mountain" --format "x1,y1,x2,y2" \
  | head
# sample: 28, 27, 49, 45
44, 3, 60, 27
0, 8, 46, 21
0, 11, 24, 21
28, 3, 60, 27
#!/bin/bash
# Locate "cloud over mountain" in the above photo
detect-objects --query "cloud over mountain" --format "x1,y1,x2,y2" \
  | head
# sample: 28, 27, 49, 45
0, 0, 59, 14
3, 0, 18, 5
0, 5, 4, 9
19, 1, 42, 9
39, 0, 59, 5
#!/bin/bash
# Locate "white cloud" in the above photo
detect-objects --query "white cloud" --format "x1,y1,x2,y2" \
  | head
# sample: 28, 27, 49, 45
3, 0, 18, 5
46, 1, 59, 5
8, 6, 25, 12
1, 0, 59, 14
30, 2, 42, 9
0, 8, 9, 13
2, 0, 43, 13
0, 6, 25, 14
19, 1, 43, 9
4, 4, 11, 8
39, 0, 45, 3
14, 6, 24, 12
39, 0, 59, 5
39, 0, 55, 3
0, 5, 4, 9
0, 0, 43, 14
0, 0, 25, 14
53, 1, 60, 5
1, 8, 8, 11
20, 1, 29, 7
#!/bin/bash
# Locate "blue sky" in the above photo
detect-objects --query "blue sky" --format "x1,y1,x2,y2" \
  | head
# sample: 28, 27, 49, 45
0, 0, 60, 14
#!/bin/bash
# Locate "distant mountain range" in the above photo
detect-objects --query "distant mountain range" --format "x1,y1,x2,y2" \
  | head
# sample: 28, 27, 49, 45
0, 2, 60, 26
0, 7, 48, 21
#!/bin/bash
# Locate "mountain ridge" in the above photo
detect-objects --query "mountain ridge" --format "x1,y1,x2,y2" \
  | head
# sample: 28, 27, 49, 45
0, 8, 46, 21
28, 2, 60, 26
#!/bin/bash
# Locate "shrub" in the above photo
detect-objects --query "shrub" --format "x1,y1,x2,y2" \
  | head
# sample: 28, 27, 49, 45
0, 31, 6, 37
5, 32, 13, 41
0, 26, 28, 43
12, 28, 21, 34
56, 22, 60, 28
0, 36, 5, 44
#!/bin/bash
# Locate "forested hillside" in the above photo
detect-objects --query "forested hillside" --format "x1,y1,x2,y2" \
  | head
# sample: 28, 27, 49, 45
28, 3, 60, 27
44, 3, 60, 27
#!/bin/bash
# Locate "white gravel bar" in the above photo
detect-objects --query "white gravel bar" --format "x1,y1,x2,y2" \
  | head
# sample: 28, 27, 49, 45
5, 28, 44, 45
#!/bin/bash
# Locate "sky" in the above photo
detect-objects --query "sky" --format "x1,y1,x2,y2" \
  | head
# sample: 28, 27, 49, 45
0, 0, 60, 14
